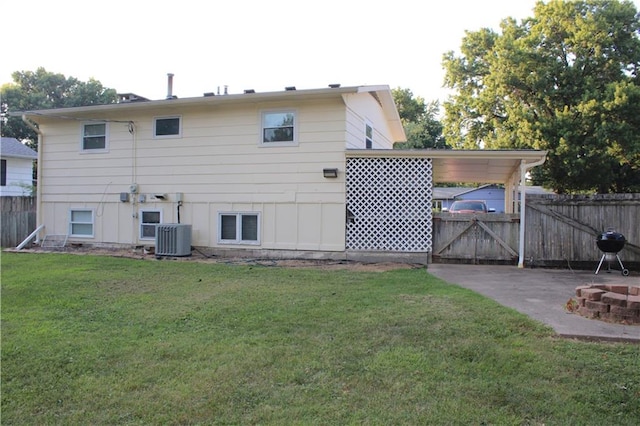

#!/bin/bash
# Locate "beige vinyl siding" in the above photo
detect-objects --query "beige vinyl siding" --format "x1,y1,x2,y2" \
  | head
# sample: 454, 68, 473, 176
37, 98, 348, 250
344, 92, 396, 149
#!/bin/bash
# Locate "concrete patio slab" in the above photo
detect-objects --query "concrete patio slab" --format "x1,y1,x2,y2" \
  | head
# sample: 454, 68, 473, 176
427, 263, 640, 343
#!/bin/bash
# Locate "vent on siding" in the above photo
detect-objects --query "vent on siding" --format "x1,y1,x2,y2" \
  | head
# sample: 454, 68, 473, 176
155, 224, 192, 256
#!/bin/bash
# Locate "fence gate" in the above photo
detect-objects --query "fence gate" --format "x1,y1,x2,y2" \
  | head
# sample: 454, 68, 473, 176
432, 213, 520, 264
345, 156, 433, 253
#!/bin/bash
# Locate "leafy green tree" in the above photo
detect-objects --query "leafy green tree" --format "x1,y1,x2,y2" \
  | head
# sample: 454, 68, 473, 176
443, 0, 640, 193
1, 67, 118, 150
392, 88, 449, 149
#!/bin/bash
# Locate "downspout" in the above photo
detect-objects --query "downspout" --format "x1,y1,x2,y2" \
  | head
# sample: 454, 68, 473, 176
518, 156, 547, 268
21, 114, 44, 244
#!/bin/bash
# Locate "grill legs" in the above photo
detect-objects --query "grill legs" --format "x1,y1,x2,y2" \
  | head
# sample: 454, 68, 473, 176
595, 253, 630, 276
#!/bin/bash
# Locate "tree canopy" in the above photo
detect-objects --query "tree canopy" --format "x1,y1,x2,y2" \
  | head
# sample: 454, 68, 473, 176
392, 88, 449, 149
442, 0, 640, 193
0, 68, 118, 150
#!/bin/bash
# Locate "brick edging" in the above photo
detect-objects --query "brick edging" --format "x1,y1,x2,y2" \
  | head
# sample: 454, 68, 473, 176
569, 284, 640, 325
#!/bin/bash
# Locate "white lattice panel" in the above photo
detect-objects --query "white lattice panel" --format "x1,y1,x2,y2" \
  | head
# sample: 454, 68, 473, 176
346, 157, 433, 252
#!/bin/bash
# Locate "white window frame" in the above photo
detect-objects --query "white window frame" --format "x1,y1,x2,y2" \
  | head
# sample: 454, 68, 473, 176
69, 208, 94, 237
153, 116, 182, 139
260, 110, 297, 146
217, 212, 260, 245
365, 121, 373, 149
140, 209, 163, 240
81, 122, 108, 152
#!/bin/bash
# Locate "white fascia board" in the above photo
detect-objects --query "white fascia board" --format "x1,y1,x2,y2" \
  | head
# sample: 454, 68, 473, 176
14, 86, 366, 119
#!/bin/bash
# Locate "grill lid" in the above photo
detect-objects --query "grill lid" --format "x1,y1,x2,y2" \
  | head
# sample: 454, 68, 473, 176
596, 230, 626, 253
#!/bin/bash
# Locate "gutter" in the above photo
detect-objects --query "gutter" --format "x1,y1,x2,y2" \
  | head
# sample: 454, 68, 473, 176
20, 114, 44, 245
518, 156, 547, 268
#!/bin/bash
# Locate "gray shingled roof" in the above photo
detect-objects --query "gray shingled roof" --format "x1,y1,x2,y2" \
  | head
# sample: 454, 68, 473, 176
1, 137, 37, 159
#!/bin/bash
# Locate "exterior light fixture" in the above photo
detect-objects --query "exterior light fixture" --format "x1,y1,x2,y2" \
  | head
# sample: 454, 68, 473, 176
323, 168, 338, 178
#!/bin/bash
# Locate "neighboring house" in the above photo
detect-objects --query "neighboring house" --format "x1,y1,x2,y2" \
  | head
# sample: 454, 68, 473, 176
18, 83, 546, 263
0, 137, 37, 196
434, 184, 554, 213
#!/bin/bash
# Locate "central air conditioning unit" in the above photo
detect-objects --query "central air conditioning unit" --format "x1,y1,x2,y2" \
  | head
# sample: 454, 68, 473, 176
155, 224, 192, 257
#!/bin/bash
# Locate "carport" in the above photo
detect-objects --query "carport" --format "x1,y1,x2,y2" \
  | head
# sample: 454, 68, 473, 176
345, 149, 547, 267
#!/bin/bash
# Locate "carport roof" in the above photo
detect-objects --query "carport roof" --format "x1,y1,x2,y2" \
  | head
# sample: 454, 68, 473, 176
345, 149, 547, 184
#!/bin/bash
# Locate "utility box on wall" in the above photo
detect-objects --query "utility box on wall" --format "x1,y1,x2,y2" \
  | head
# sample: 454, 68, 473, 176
155, 224, 192, 256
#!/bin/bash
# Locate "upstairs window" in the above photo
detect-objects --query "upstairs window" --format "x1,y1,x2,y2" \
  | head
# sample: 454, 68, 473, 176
1, 159, 6, 186
261, 111, 296, 145
218, 212, 260, 244
82, 123, 107, 151
365, 123, 373, 149
154, 116, 181, 138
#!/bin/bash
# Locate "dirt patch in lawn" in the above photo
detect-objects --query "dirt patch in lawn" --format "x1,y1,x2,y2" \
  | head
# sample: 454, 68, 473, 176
9, 245, 420, 272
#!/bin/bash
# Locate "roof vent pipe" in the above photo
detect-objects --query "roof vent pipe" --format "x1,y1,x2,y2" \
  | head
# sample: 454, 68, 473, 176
166, 73, 175, 99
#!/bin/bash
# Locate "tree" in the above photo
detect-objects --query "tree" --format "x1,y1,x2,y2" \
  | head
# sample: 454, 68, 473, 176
1, 68, 118, 150
392, 88, 449, 149
442, 0, 640, 193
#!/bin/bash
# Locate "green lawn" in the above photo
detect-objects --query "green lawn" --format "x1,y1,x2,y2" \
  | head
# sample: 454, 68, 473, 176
2, 252, 639, 425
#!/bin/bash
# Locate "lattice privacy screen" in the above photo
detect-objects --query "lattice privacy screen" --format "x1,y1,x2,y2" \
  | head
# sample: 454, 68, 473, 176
346, 157, 433, 252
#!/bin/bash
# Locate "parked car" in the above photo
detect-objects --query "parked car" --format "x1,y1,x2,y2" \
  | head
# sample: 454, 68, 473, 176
444, 200, 495, 213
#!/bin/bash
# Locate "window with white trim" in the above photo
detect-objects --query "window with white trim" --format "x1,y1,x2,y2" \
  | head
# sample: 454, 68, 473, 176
69, 209, 94, 237
218, 212, 260, 244
365, 122, 373, 149
140, 209, 162, 239
82, 122, 108, 151
261, 111, 296, 145
154, 116, 181, 138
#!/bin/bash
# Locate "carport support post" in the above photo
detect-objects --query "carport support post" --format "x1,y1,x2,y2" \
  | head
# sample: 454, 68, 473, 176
517, 157, 546, 268
518, 163, 527, 268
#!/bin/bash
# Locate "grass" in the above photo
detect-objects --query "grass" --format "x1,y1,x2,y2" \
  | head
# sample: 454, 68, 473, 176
2, 252, 639, 425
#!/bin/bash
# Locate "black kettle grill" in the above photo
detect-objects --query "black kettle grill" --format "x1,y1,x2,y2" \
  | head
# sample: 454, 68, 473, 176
594, 229, 629, 276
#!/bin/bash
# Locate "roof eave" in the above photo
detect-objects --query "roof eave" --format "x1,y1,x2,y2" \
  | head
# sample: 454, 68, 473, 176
346, 149, 548, 160
13, 85, 368, 118
1, 154, 38, 160
357, 86, 406, 142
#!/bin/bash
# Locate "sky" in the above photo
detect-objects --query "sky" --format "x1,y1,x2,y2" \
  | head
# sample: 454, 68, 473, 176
3, 0, 640, 104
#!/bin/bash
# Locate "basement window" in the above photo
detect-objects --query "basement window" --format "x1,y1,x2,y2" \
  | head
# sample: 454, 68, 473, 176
140, 209, 162, 239
154, 116, 181, 138
69, 209, 94, 237
218, 212, 260, 244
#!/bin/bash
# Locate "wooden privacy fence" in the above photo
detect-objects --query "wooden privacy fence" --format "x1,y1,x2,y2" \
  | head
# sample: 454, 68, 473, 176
432, 193, 640, 269
1, 197, 36, 248
524, 193, 640, 269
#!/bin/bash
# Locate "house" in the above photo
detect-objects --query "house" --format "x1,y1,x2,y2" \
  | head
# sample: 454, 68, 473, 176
0, 137, 37, 196
433, 184, 554, 213
18, 82, 546, 264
